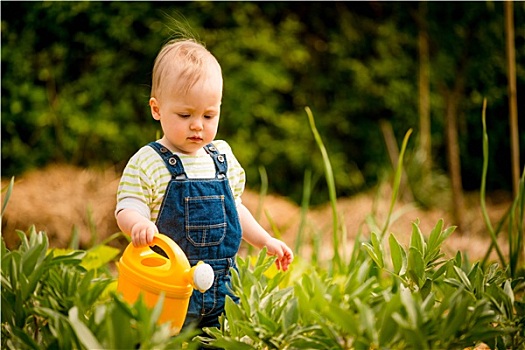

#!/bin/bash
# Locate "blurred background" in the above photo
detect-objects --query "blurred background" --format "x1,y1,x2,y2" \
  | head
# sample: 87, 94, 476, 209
1, 1, 524, 251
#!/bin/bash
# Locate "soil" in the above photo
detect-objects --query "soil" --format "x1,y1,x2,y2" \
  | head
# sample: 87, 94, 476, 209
1, 164, 514, 264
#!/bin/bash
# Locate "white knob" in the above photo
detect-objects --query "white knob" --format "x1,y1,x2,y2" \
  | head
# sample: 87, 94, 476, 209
193, 263, 214, 292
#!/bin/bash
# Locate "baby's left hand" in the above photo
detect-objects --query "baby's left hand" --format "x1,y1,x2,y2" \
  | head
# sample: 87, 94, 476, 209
265, 237, 294, 271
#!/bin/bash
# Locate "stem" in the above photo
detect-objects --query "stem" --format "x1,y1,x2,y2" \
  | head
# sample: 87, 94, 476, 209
381, 128, 413, 239
479, 98, 506, 267
305, 106, 341, 272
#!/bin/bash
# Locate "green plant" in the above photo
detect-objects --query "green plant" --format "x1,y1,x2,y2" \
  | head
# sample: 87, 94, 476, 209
1, 227, 101, 349
479, 99, 525, 279
2, 102, 524, 348
196, 107, 524, 349
1, 226, 202, 350
1, 179, 201, 349
198, 224, 523, 349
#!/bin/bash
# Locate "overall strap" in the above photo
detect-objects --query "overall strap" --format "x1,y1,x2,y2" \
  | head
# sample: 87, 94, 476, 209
147, 142, 187, 178
204, 143, 228, 177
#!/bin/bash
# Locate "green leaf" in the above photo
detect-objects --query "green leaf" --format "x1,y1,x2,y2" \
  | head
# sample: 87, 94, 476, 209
281, 297, 299, 331
453, 251, 462, 267
256, 309, 279, 334
400, 287, 420, 329
48, 248, 86, 266
1, 176, 14, 219
306, 106, 341, 271
381, 129, 413, 240
409, 222, 426, 257
408, 246, 425, 287
502, 280, 514, 305
10, 326, 41, 350
453, 266, 472, 291
80, 244, 120, 271
355, 298, 378, 345
427, 218, 444, 249
441, 294, 469, 341
224, 296, 244, 336
203, 337, 256, 350
254, 246, 268, 272
431, 261, 448, 280
21, 238, 48, 278
150, 292, 164, 325
362, 231, 384, 268
68, 306, 104, 349
389, 233, 406, 275
420, 278, 432, 300
378, 293, 401, 345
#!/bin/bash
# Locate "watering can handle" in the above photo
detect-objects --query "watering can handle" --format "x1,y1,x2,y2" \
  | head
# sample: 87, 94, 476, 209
150, 233, 190, 268
128, 233, 191, 279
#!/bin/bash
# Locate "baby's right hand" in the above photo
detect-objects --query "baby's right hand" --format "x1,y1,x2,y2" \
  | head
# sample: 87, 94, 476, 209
130, 221, 158, 247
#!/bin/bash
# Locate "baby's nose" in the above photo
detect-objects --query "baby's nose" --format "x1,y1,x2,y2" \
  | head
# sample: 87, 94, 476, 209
190, 119, 203, 130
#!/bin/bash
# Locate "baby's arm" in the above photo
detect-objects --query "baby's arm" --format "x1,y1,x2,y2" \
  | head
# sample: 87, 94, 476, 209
117, 208, 158, 247
237, 203, 294, 271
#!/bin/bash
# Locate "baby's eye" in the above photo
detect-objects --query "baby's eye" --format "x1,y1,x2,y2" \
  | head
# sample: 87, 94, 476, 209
178, 114, 190, 118
204, 115, 216, 119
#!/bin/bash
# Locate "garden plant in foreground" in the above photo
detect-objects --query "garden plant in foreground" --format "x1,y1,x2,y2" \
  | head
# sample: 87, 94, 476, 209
1, 107, 524, 349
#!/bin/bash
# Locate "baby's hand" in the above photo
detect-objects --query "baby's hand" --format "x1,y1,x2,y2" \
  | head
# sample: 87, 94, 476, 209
130, 221, 158, 247
265, 237, 294, 271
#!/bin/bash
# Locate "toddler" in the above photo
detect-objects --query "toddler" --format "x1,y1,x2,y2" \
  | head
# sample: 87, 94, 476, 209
115, 38, 293, 330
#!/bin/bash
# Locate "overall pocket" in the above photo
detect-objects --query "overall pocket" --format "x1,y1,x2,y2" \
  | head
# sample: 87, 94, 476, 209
185, 195, 227, 246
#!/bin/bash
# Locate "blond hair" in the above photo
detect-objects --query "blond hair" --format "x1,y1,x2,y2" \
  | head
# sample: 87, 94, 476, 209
150, 39, 222, 99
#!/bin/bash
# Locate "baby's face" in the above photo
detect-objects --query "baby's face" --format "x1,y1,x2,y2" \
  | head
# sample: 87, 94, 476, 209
151, 72, 223, 156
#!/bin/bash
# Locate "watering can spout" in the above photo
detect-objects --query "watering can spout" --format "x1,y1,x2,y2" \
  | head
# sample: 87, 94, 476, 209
188, 261, 215, 292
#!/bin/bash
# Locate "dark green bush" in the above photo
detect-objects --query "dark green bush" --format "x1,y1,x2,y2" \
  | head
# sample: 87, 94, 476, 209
2, 2, 524, 204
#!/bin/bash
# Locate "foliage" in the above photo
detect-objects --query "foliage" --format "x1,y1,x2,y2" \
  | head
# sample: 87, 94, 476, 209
479, 99, 525, 279
2, 200, 523, 350
1, 103, 524, 349
196, 100, 525, 350
2, 2, 524, 204
197, 226, 524, 349
0, 226, 200, 350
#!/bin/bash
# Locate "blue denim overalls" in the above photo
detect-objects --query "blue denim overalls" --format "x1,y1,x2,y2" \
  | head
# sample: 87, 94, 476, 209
148, 141, 242, 329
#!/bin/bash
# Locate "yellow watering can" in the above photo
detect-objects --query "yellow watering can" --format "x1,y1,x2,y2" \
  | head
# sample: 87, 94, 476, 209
116, 233, 214, 335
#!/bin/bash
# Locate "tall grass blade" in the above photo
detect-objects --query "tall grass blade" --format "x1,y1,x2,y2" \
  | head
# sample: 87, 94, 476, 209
305, 106, 341, 272
381, 129, 413, 239
86, 205, 98, 248
264, 209, 282, 240
69, 226, 80, 250
508, 168, 525, 276
256, 166, 268, 222
479, 98, 506, 267
295, 169, 312, 254
517, 169, 525, 271
310, 226, 321, 267
98, 231, 128, 247
245, 166, 270, 257
1, 176, 15, 219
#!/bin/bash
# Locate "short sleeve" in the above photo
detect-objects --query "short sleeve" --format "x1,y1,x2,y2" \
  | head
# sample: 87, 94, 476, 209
115, 148, 160, 220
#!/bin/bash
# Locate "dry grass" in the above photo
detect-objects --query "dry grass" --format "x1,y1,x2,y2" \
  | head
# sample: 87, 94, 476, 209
2, 165, 511, 264
2, 164, 122, 249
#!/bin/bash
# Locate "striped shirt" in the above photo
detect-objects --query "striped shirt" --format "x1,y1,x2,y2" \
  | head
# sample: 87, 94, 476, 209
115, 140, 246, 222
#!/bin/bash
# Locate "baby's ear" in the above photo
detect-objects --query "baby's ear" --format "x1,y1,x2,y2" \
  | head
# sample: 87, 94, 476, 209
150, 98, 161, 120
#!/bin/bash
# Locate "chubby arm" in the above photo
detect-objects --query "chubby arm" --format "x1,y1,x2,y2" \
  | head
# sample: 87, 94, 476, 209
237, 203, 293, 271
116, 208, 158, 247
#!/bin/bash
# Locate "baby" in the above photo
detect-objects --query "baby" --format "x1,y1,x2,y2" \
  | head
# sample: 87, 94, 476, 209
115, 38, 293, 330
